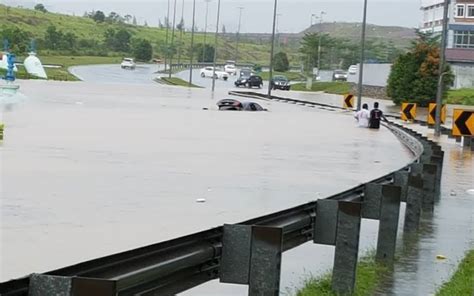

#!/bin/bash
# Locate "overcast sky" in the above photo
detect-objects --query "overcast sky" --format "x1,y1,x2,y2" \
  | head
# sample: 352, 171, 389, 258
3, 0, 422, 33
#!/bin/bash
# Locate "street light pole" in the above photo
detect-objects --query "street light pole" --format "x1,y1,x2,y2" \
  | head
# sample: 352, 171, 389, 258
169, 0, 177, 78
356, 0, 368, 111
317, 11, 325, 77
267, 0, 278, 99
189, 0, 196, 85
276, 13, 282, 52
177, 0, 185, 65
435, 0, 449, 137
202, 0, 212, 63
211, 0, 221, 92
164, 0, 170, 72
235, 7, 244, 63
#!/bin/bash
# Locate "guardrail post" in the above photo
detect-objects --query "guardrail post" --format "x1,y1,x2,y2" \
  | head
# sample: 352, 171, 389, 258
404, 174, 423, 232
220, 224, 283, 296
455, 136, 462, 143
248, 226, 283, 296
421, 164, 437, 209
394, 171, 409, 202
463, 136, 471, 147
29, 274, 116, 296
471, 138, 474, 152
332, 202, 362, 295
376, 185, 401, 262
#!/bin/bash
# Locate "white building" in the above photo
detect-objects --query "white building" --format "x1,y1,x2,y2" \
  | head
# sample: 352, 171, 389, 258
420, 0, 474, 88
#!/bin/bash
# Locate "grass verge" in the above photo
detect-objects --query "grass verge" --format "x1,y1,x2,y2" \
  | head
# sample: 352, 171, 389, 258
160, 77, 201, 88
436, 249, 474, 296
291, 81, 351, 95
297, 252, 388, 296
446, 88, 474, 106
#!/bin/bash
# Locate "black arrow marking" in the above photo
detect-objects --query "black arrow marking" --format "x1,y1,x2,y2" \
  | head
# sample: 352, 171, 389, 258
455, 111, 473, 136
345, 95, 353, 108
430, 104, 445, 123
403, 104, 415, 120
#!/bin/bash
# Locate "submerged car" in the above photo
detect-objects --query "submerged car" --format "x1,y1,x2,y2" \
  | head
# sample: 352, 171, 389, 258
200, 67, 229, 80
216, 99, 266, 111
234, 75, 263, 88
332, 69, 348, 81
121, 58, 136, 69
270, 75, 290, 90
348, 65, 357, 74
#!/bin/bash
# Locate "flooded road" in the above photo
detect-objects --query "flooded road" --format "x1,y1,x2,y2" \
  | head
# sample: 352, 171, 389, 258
0, 80, 415, 294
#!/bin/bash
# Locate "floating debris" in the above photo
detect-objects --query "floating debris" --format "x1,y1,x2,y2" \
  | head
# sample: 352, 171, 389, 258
466, 189, 474, 195
450, 190, 456, 196
436, 255, 447, 260
196, 198, 206, 203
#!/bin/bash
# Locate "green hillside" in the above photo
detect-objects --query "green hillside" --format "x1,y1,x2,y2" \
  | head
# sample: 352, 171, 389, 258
0, 4, 271, 64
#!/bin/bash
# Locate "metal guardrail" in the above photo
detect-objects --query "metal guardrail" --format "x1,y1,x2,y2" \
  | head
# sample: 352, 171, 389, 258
0, 95, 444, 296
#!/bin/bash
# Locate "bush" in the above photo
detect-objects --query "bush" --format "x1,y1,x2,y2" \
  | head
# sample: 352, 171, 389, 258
273, 52, 289, 72
133, 39, 153, 62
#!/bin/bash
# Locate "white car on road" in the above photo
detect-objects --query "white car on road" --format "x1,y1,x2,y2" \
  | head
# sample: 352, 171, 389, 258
121, 58, 136, 70
200, 67, 229, 80
224, 64, 237, 76
348, 65, 358, 74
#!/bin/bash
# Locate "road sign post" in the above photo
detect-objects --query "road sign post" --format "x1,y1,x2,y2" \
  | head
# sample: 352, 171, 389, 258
343, 94, 354, 109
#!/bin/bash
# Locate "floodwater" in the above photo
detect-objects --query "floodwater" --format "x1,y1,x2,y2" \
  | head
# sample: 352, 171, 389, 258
0, 79, 415, 295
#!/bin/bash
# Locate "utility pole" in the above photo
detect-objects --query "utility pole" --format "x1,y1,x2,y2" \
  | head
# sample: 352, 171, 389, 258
202, 0, 212, 63
235, 7, 244, 63
317, 11, 326, 78
169, 0, 178, 78
177, 0, 185, 65
435, 0, 449, 137
356, 0, 368, 111
276, 13, 282, 52
164, 0, 170, 72
189, 0, 196, 85
267, 0, 278, 99
211, 0, 221, 92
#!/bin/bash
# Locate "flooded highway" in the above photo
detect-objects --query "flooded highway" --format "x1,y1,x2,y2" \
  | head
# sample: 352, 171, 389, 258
0, 79, 415, 295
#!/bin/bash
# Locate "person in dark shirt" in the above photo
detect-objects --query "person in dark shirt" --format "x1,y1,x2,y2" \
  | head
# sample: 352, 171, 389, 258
369, 102, 387, 129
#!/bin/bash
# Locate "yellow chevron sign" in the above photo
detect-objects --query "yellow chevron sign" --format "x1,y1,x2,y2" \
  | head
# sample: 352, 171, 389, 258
452, 109, 474, 137
427, 103, 447, 125
343, 94, 354, 109
401, 103, 416, 121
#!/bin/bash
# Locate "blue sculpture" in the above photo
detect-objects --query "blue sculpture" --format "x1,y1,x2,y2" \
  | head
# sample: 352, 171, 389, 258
5, 53, 16, 82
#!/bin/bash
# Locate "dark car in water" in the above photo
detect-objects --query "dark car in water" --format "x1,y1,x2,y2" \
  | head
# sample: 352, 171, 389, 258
216, 99, 266, 111
235, 75, 263, 88
270, 75, 290, 90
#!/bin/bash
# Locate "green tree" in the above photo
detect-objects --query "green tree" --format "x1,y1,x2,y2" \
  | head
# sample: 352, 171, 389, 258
114, 29, 131, 51
387, 31, 453, 106
91, 11, 105, 23
34, 4, 48, 13
133, 39, 153, 61
0, 26, 30, 53
194, 43, 215, 62
273, 52, 289, 72
44, 25, 62, 50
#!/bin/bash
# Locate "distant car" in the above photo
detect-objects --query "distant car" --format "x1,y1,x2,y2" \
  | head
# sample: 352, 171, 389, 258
217, 99, 266, 111
348, 65, 357, 74
224, 64, 237, 76
332, 69, 348, 81
235, 75, 263, 88
239, 68, 253, 78
121, 58, 136, 69
200, 67, 229, 80
270, 75, 291, 90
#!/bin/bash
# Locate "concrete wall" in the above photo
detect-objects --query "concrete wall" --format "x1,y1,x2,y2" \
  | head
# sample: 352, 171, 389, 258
347, 63, 392, 87
451, 63, 474, 88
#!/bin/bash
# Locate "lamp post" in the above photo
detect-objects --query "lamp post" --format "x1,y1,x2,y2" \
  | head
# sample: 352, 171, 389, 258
310, 13, 316, 27
435, 0, 449, 137
317, 11, 326, 77
177, 0, 185, 65
267, 0, 278, 99
276, 13, 282, 52
189, 0, 196, 85
169, 0, 178, 78
356, 0, 368, 111
211, 0, 221, 92
202, 0, 212, 63
164, 0, 170, 72
235, 7, 244, 63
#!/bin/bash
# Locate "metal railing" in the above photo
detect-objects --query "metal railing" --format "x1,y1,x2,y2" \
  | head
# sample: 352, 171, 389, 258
0, 94, 444, 296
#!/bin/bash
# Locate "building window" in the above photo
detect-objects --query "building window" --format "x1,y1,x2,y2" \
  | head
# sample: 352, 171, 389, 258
454, 30, 474, 48
468, 5, 474, 18
456, 4, 465, 17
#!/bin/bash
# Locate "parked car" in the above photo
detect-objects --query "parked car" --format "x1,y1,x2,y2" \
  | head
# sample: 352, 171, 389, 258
239, 68, 253, 78
348, 65, 357, 74
270, 75, 291, 90
200, 67, 229, 80
217, 99, 266, 111
121, 58, 136, 69
234, 75, 263, 88
332, 69, 348, 81
224, 64, 237, 76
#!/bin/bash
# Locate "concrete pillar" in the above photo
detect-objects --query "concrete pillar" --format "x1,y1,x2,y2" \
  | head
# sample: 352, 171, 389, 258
463, 136, 471, 147
332, 202, 362, 295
